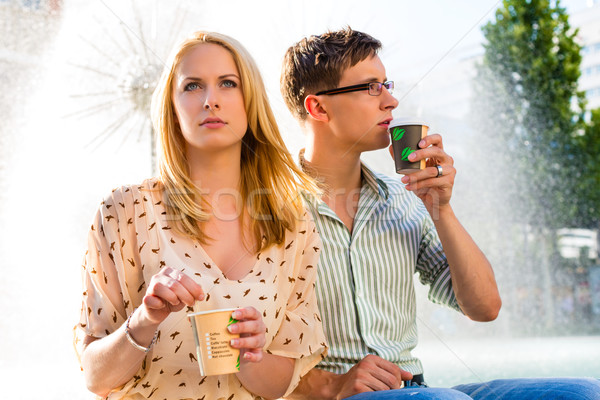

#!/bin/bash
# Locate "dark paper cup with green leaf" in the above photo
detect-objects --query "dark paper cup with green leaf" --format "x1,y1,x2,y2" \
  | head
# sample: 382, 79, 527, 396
188, 308, 240, 376
388, 118, 429, 174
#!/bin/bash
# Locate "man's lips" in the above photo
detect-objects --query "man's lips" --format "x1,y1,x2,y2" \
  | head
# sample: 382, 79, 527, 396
379, 118, 393, 127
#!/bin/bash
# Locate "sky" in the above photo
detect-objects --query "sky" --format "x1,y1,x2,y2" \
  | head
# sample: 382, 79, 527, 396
0, 0, 598, 398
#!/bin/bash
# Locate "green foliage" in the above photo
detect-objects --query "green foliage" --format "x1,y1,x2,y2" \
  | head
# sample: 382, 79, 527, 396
473, 0, 591, 229
566, 109, 600, 228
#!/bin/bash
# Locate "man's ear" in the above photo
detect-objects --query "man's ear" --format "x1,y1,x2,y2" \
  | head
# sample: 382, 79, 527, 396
304, 95, 329, 122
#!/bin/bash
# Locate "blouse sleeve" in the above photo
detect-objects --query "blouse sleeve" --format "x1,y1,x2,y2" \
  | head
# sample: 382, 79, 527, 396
73, 187, 146, 366
266, 213, 328, 397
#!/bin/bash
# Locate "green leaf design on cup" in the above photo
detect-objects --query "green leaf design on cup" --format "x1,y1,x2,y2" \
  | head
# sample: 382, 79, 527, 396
228, 316, 238, 326
392, 127, 405, 141
401, 147, 414, 161
236, 354, 240, 370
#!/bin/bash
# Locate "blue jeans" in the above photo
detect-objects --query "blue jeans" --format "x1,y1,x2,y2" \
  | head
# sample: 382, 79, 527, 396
344, 378, 600, 400
454, 378, 600, 400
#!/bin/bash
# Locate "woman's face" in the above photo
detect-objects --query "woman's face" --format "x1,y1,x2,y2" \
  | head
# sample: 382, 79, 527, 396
171, 43, 248, 154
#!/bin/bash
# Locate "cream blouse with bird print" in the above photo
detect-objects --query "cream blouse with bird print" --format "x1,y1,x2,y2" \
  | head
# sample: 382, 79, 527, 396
74, 179, 327, 400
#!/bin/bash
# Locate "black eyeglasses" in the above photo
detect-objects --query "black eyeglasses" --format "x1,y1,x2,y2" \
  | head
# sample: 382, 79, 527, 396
315, 81, 394, 96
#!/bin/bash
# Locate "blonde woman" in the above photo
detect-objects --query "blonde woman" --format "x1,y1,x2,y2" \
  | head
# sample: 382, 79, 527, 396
74, 31, 327, 400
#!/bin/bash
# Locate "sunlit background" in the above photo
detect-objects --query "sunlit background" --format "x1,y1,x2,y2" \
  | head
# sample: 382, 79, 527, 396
1, 0, 599, 398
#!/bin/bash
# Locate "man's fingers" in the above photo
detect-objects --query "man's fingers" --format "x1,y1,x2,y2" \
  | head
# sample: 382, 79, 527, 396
402, 164, 456, 187
409, 145, 451, 166
419, 133, 444, 149
351, 355, 402, 391
373, 357, 413, 386
365, 368, 401, 391
400, 369, 414, 381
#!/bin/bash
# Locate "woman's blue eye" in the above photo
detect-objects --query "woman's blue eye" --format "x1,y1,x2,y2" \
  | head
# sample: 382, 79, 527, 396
222, 80, 237, 88
184, 82, 200, 91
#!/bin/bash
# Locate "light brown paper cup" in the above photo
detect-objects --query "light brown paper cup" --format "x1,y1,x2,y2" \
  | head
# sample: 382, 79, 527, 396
388, 118, 429, 174
188, 308, 240, 376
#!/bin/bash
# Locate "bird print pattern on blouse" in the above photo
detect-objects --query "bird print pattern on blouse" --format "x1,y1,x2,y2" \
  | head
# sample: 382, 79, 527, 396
74, 179, 327, 400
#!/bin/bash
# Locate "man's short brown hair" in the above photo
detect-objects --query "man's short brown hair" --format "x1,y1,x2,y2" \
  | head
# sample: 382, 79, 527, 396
280, 27, 382, 121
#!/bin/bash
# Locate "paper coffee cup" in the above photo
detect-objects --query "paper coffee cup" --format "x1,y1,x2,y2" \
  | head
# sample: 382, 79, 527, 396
388, 118, 429, 174
188, 308, 240, 376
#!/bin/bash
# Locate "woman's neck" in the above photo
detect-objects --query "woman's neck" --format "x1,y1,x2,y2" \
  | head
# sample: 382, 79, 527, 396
187, 145, 242, 196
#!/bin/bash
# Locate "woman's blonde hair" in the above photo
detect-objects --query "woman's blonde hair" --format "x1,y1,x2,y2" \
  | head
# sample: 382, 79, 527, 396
151, 31, 318, 251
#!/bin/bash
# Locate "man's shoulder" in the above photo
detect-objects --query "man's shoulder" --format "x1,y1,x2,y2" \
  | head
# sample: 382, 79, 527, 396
368, 168, 405, 189
362, 166, 411, 200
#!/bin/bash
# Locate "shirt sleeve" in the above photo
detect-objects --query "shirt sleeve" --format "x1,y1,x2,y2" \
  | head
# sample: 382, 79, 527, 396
266, 213, 328, 397
415, 213, 462, 312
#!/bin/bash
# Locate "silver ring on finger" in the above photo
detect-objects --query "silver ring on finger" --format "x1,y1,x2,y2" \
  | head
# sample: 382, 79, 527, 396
436, 165, 443, 178
170, 269, 183, 281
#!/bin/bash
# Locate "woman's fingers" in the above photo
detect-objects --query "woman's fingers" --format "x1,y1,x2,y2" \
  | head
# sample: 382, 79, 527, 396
229, 326, 266, 348
231, 306, 261, 321
143, 294, 167, 310
149, 267, 204, 306
174, 272, 205, 301
228, 307, 266, 363
240, 347, 263, 362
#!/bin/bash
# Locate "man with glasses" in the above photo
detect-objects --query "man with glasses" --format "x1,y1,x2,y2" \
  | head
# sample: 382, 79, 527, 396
280, 27, 600, 399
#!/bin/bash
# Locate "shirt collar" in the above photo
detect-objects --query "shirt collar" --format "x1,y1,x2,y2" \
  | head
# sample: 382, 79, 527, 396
360, 162, 389, 200
298, 149, 389, 206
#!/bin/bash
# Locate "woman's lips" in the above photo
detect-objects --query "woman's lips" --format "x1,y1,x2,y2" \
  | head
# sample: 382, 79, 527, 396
200, 118, 226, 128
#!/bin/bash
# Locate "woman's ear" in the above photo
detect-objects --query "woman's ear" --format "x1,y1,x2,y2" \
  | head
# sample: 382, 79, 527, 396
304, 95, 329, 123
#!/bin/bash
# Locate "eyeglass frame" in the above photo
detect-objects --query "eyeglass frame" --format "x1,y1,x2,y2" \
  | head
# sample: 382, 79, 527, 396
315, 80, 394, 96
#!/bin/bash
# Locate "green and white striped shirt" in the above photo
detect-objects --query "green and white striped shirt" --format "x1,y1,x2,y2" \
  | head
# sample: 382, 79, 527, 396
305, 162, 461, 376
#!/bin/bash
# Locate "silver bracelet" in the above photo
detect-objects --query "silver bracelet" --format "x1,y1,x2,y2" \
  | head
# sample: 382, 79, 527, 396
125, 310, 158, 353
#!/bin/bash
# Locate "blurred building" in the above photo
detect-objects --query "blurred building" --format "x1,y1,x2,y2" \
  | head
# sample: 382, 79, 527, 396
574, 3, 600, 109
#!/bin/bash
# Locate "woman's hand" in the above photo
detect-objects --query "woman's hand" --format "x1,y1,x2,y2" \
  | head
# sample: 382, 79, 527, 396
228, 307, 266, 363
140, 267, 205, 326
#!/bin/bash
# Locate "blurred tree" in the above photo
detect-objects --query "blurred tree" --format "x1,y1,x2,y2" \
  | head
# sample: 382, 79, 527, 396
473, 0, 586, 230
568, 109, 600, 229
470, 0, 600, 333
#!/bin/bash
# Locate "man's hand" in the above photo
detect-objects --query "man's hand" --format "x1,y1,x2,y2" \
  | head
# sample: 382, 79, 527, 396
390, 134, 456, 215
289, 354, 413, 400
330, 355, 413, 399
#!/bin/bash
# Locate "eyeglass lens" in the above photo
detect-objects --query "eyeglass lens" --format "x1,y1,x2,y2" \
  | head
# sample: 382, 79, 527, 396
368, 81, 394, 95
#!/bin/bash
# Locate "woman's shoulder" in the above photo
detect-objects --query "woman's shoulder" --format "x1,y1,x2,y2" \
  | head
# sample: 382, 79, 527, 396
100, 178, 162, 206
284, 207, 319, 248
93, 178, 164, 224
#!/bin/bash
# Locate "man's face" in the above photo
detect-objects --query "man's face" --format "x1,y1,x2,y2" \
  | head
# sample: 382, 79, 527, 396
319, 55, 398, 154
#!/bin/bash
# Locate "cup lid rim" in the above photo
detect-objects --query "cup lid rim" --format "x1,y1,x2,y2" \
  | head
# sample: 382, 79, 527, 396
187, 307, 237, 316
389, 117, 429, 127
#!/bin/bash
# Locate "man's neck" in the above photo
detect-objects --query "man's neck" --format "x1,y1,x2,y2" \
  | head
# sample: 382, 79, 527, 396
304, 140, 364, 232
304, 142, 362, 195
